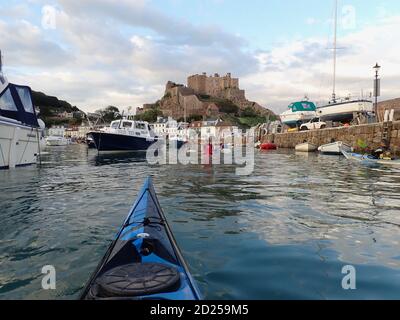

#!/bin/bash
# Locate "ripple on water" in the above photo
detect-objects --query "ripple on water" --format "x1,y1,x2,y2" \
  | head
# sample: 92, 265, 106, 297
1, 145, 400, 299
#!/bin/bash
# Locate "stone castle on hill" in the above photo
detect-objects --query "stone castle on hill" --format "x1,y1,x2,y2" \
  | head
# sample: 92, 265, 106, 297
137, 72, 273, 120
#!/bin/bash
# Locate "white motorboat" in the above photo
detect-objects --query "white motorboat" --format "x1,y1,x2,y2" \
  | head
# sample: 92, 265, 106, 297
0, 51, 43, 169
318, 141, 353, 155
280, 100, 317, 128
295, 142, 318, 152
317, 99, 373, 123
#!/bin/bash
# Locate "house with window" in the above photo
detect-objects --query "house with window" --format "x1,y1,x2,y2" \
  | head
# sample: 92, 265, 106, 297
189, 118, 238, 140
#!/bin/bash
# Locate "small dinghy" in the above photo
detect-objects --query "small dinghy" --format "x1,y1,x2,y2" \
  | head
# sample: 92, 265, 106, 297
80, 177, 201, 300
318, 141, 353, 155
342, 150, 400, 166
295, 142, 317, 152
260, 143, 277, 150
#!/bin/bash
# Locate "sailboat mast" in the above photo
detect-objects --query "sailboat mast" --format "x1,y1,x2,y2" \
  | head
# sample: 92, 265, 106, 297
332, 0, 338, 101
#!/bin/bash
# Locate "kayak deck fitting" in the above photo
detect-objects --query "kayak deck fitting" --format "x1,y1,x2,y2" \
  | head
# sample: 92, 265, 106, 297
80, 177, 201, 300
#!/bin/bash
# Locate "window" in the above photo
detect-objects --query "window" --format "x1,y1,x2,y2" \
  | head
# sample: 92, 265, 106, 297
16, 87, 34, 113
135, 123, 145, 130
0, 88, 17, 111
111, 122, 119, 129
122, 121, 132, 128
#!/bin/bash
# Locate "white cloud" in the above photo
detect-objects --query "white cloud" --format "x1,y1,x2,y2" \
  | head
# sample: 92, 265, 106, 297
1, 1, 400, 117
243, 15, 400, 113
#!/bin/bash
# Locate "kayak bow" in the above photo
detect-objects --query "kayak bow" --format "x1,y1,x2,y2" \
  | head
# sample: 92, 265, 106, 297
80, 177, 201, 300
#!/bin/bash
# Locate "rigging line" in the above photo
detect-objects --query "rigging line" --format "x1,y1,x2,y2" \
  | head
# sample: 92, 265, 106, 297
332, 0, 338, 101
0, 142, 6, 166
36, 127, 42, 166
19, 127, 33, 165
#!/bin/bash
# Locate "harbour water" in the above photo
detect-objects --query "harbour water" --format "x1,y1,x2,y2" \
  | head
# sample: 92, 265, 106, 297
1, 145, 400, 299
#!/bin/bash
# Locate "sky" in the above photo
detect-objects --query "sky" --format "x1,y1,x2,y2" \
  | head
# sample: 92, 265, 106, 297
1, 0, 400, 114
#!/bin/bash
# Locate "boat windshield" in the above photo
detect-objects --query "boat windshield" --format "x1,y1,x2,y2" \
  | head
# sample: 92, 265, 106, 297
0, 83, 39, 127
111, 121, 120, 129
0, 88, 17, 111
122, 121, 133, 128
289, 101, 316, 112
135, 123, 146, 130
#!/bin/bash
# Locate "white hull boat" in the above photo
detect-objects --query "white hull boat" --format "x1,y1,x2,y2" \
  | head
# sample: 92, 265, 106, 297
0, 53, 42, 169
295, 142, 317, 152
318, 141, 353, 155
316, 100, 373, 123
280, 101, 317, 128
0, 117, 40, 169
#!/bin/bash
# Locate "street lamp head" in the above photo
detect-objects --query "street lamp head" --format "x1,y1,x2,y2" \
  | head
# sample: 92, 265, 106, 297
373, 62, 381, 70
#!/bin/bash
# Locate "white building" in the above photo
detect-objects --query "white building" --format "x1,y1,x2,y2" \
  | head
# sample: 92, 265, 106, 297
152, 117, 180, 138
189, 119, 239, 140
47, 126, 65, 137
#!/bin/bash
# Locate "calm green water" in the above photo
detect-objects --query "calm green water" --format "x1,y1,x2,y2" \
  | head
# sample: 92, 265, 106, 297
1, 145, 400, 299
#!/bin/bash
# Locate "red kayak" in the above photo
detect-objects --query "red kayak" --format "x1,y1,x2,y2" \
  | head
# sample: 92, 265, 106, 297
260, 143, 277, 150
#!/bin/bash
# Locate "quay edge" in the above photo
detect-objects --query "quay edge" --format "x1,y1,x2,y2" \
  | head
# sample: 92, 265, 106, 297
262, 121, 400, 155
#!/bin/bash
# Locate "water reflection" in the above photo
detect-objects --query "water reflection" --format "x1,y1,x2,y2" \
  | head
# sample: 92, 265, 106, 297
1, 146, 400, 299
89, 150, 148, 166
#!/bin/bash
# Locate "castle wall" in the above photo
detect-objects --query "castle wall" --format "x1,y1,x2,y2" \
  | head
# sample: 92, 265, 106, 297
187, 73, 241, 98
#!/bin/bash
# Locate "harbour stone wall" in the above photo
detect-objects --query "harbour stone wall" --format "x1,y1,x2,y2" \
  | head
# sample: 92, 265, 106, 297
263, 121, 400, 155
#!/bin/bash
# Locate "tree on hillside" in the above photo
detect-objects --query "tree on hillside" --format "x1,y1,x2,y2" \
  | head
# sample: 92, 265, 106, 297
96, 106, 121, 123
216, 100, 239, 115
177, 114, 203, 123
241, 107, 258, 117
134, 108, 163, 123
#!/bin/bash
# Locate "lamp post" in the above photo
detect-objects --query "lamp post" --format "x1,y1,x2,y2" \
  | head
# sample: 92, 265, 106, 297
373, 63, 381, 121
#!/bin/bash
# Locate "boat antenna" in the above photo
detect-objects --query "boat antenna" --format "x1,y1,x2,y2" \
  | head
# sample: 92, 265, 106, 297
0, 49, 6, 85
332, 0, 338, 102
118, 110, 124, 129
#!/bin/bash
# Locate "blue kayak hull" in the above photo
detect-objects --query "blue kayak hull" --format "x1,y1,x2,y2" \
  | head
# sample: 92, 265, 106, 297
81, 177, 201, 300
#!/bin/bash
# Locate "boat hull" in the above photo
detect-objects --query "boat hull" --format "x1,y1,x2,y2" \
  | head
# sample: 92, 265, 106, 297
342, 150, 400, 166
317, 100, 373, 123
295, 143, 317, 152
89, 131, 158, 151
260, 143, 277, 150
318, 141, 353, 155
81, 177, 201, 300
0, 118, 39, 169
280, 111, 316, 128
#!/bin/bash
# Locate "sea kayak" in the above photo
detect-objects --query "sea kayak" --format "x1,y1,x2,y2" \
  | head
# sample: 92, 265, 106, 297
342, 150, 400, 166
80, 177, 201, 300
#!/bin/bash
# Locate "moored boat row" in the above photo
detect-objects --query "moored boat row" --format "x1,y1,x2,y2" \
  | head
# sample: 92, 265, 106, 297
295, 141, 353, 155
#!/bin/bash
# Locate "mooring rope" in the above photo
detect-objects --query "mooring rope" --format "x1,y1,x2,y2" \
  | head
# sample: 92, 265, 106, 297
18, 127, 34, 165
0, 142, 5, 167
